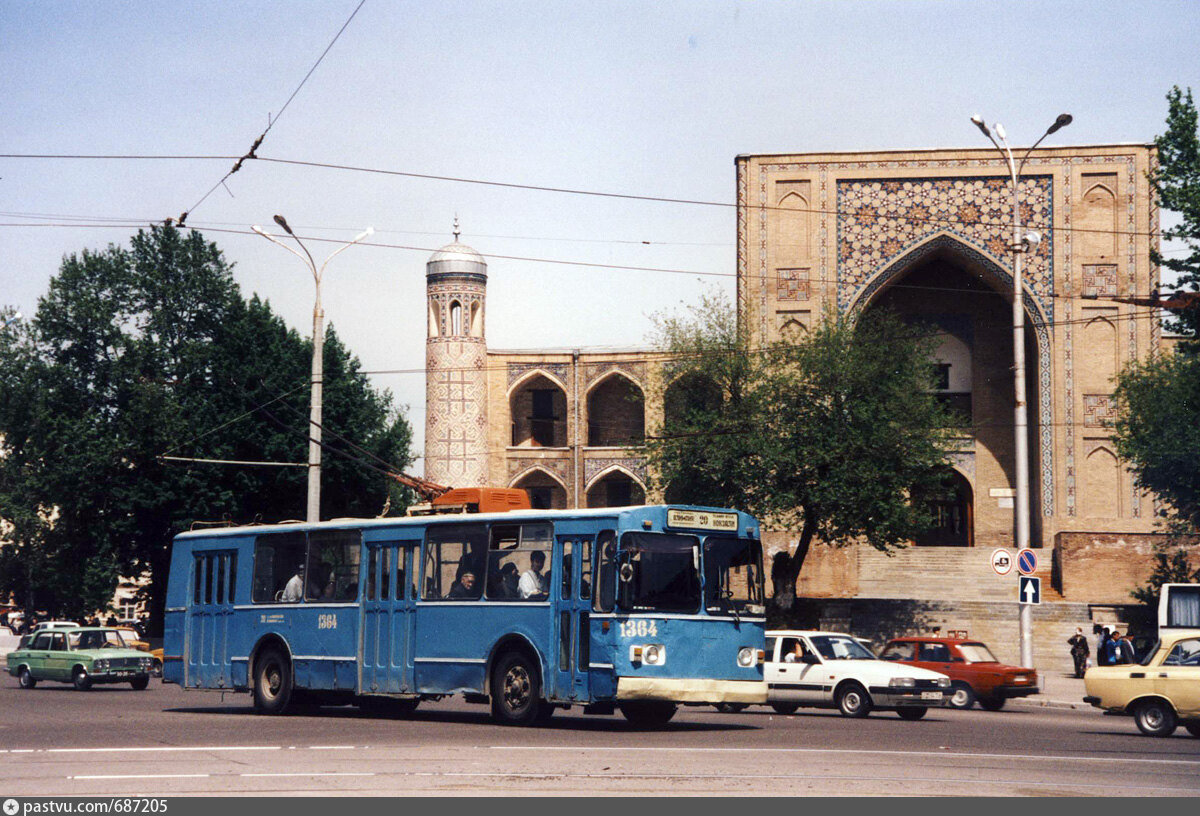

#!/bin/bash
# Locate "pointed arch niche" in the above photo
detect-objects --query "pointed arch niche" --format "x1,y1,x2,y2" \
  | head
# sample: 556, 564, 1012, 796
511, 467, 567, 510
508, 372, 568, 448
849, 233, 1055, 525
586, 372, 645, 447
585, 468, 646, 509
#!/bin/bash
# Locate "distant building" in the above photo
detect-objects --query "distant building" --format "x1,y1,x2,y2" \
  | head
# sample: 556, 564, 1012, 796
424, 143, 1169, 610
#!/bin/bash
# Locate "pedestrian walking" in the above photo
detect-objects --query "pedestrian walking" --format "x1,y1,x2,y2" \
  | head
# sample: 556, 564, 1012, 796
1067, 627, 1090, 678
1116, 632, 1137, 664
1103, 629, 1122, 666
1095, 627, 1112, 667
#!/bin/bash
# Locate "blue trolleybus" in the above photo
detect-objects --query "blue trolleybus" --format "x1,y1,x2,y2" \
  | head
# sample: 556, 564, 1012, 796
163, 504, 767, 726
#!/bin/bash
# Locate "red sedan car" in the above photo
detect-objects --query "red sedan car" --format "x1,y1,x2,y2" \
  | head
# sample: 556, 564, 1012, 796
879, 637, 1038, 710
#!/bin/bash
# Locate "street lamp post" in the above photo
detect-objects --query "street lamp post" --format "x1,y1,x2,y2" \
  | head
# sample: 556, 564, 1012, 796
971, 113, 1071, 670
252, 218, 374, 523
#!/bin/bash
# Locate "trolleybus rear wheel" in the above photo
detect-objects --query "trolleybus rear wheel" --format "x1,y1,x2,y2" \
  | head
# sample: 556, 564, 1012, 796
490, 651, 542, 726
618, 701, 677, 728
253, 646, 293, 715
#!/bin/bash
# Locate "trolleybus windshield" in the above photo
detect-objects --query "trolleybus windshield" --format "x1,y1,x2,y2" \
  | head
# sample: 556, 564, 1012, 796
617, 532, 700, 613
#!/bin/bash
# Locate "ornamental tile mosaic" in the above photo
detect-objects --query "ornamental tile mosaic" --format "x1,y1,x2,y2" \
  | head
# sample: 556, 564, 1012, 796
777, 268, 810, 301
584, 457, 647, 486
584, 361, 648, 389
836, 176, 1054, 320
507, 362, 570, 390
1082, 264, 1118, 298
1083, 394, 1116, 428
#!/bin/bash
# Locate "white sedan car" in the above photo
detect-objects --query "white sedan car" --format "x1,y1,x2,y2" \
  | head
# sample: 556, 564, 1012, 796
764, 630, 951, 719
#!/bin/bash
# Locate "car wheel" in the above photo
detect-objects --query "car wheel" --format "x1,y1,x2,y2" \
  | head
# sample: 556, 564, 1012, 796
1133, 699, 1178, 738
618, 701, 678, 728
253, 646, 293, 715
771, 703, 800, 715
836, 682, 873, 718
18, 667, 37, 689
72, 668, 92, 691
130, 675, 150, 691
947, 683, 976, 710
1184, 722, 1200, 738
978, 696, 1006, 712
151, 659, 162, 678
714, 703, 748, 713
490, 651, 543, 726
896, 706, 928, 720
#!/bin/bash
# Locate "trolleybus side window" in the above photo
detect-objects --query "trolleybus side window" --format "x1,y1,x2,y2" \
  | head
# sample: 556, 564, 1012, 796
702, 536, 764, 614
424, 523, 487, 600
306, 530, 361, 601
593, 530, 616, 613
485, 522, 552, 601
617, 532, 701, 613
252, 531, 306, 603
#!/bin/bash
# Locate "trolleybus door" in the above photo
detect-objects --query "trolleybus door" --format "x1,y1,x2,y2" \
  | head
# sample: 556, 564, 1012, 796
361, 541, 418, 694
186, 550, 236, 689
550, 536, 592, 702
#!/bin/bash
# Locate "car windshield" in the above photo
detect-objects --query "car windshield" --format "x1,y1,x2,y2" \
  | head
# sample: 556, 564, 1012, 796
69, 630, 127, 650
703, 536, 764, 614
958, 643, 998, 662
809, 635, 876, 660
617, 532, 701, 613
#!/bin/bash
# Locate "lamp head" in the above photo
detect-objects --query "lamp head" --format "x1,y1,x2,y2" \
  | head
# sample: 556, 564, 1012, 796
272, 215, 294, 235
970, 115, 990, 138
1022, 230, 1042, 250
1047, 113, 1073, 134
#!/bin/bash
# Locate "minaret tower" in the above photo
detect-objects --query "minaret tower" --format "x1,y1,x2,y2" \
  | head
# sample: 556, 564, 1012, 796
424, 219, 489, 486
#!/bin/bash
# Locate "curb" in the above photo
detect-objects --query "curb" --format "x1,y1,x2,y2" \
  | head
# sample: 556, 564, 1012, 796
1007, 697, 1091, 711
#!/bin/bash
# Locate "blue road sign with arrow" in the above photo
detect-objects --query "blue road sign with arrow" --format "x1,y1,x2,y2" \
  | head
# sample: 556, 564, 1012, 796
1019, 575, 1041, 605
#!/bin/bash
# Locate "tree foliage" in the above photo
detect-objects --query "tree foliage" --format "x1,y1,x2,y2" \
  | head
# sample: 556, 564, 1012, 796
1151, 85, 1200, 347
642, 291, 956, 608
0, 226, 412, 628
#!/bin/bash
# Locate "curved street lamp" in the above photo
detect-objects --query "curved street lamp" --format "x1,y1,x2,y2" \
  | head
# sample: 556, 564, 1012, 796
252, 219, 374, 523
970, 113, 1071, 670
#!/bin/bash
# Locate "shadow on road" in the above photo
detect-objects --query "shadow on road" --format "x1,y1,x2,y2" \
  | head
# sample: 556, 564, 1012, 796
161, 703, 760, 733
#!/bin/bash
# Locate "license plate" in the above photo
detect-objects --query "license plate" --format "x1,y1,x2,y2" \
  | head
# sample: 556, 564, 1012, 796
920, 691, 942, 700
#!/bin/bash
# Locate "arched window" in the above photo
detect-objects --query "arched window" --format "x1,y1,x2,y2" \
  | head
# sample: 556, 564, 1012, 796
449, 300, 463, 336
586, 470, 646, 509
587, 374, 645, 446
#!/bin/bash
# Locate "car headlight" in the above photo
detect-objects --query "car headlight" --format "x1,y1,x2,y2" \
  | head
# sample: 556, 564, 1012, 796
889, 676, 916, 688
140, 658, 152, 668
94, 659, 108, 670
737, 647, 756, 667
937, 676, 951, 688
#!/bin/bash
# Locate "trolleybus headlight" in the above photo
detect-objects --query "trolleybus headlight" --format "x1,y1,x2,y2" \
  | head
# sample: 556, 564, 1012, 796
631, 644, 666, 666
737, 647, 756, 668
888, 676, 916, 688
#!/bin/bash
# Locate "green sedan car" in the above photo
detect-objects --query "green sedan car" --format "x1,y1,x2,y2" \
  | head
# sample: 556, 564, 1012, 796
7, 627, 154, 690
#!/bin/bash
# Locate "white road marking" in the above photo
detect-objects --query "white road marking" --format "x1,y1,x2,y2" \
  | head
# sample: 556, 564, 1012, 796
240, 772, 375, 778
48, 746, 281, 753
308, 745, 357, 750
71, 774, 211, 780
499, 746, 1200, 767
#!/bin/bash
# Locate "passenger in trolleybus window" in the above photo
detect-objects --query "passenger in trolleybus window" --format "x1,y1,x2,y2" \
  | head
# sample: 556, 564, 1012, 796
519, 550, 547, 598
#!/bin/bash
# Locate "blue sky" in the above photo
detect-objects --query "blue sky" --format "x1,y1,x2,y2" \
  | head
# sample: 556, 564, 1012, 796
2, 0, 1197, 470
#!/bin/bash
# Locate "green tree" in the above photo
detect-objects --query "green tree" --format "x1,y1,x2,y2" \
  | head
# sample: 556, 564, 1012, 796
643, 292, 956, 609
0, 226, 413, 628
1151, 86, 1200, 348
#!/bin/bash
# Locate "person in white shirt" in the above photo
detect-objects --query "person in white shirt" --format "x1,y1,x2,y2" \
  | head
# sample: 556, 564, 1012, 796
281, 564, 305, 602
518, 551, 547, 599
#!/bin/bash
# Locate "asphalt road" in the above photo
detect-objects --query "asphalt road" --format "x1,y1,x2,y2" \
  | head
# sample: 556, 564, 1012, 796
0, 680, 1197, 797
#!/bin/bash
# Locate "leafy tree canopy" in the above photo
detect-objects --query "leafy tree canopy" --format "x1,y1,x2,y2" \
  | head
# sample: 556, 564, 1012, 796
0, 226, 412, 627
1151, 85, 1200, 347
642, 290, 956, 608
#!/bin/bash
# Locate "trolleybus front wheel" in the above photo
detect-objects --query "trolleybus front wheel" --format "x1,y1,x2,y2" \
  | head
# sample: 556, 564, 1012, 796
253, 646, 293, 715
490, 651, 543, 726
618, 701, 677, 728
